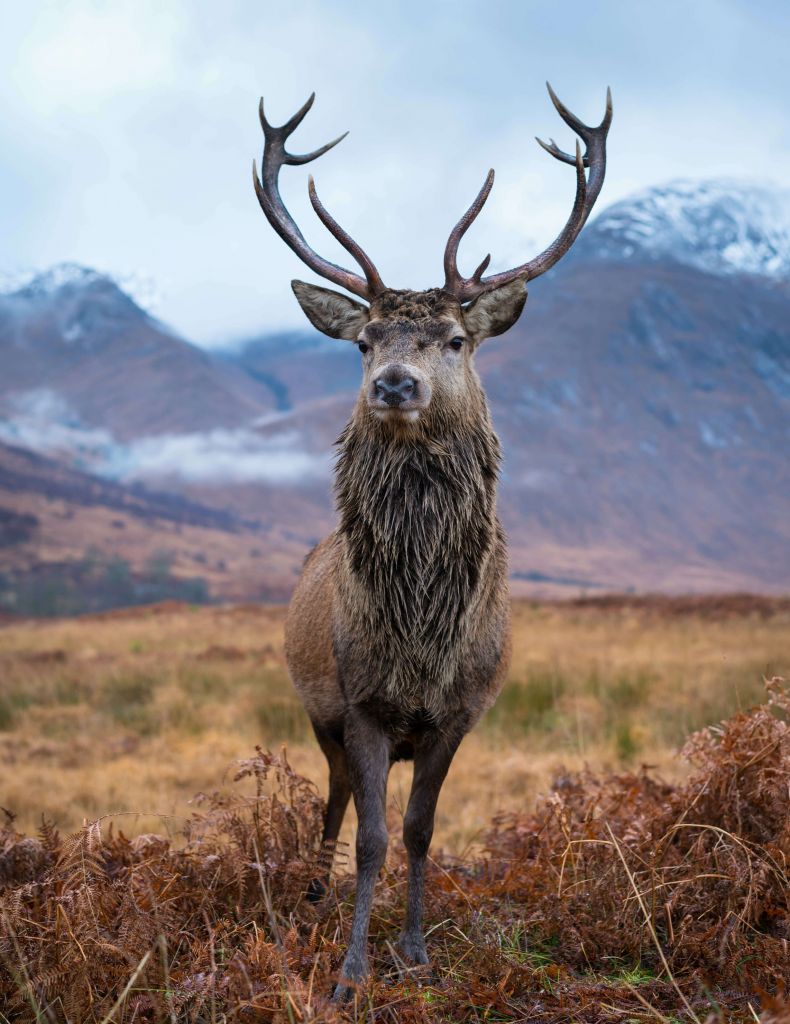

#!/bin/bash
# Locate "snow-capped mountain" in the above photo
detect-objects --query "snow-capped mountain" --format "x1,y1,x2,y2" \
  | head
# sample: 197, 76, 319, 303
0, 263, 151, 352
1, 179, 789, 602
577, 179, 790, 279
0, 264, 280, 439
0, 263, 163, 321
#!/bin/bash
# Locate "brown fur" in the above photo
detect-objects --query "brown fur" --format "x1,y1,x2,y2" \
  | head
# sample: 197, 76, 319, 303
283, 280, 524, 996
370, 287, 459, 321
285, 284, 521, 732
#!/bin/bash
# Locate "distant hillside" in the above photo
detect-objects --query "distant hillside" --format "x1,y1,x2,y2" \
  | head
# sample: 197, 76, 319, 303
489, 257, 789, 592
0, 440, 300, 614
217, 181, 790, 594
220, 330, 359, 411
0, 265, 278, 441
0, 179, 788, 605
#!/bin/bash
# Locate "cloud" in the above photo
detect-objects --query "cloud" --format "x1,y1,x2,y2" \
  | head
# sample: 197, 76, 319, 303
0, 390, 328, 484
1, 1, 789, 344
15, 4, 183, 108
0, 390, 117, 459
116, 430, 329, 484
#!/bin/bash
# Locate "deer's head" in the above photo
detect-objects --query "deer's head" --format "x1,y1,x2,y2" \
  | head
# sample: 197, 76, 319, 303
253, 86, 611, 430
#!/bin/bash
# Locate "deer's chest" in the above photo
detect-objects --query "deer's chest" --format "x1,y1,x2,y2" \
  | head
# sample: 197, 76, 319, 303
336, 505, 496, 712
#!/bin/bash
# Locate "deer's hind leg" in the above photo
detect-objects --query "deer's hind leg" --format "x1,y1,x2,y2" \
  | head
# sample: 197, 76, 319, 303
307, 725, 351, 902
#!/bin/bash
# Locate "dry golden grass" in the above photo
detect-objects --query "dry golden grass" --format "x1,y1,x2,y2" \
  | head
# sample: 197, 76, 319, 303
0, 597, 788, 857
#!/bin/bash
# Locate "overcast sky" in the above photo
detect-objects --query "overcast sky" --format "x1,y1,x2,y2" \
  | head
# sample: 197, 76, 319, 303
2, 0, 789, 345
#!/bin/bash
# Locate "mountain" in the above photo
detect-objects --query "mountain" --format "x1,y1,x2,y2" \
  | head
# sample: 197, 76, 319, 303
0, 264, 278, 441
219, 179, 790, 594
487, 258, 789, 592
224, 262, 790, 593
571, 178, 790, 279
220, 330, 359, 412
1, 180, 788, 605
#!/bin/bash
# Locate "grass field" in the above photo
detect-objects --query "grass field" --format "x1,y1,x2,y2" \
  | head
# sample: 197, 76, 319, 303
0, 595, 787, 851
2, 595, 790, 1021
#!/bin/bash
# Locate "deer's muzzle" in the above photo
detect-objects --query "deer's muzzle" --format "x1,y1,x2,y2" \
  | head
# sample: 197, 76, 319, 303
368, 363, 430, 416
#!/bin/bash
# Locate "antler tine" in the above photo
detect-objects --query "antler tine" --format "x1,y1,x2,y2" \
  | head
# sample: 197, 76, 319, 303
545, 81, 590, 137
471, 253, 491, 283
442, 85, 611, 302
253, 94, 385, 300
308, 176, 386, 295
536, 135, 592, 168
530, 83, 610, 234
442, 169, 495, 296
258, 94, 348, 164
536, 83, 612, 169
258, 94, 310, 136
281, 92, 316, 134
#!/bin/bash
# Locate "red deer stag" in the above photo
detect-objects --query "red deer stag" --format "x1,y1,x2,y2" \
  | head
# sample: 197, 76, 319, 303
252, 84, 611, 998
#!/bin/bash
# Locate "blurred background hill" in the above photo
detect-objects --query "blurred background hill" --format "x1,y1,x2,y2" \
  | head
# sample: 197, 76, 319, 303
0, 179, 788, 614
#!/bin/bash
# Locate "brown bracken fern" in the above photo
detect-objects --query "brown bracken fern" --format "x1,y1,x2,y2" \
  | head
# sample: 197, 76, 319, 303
3, 689, 790, 1021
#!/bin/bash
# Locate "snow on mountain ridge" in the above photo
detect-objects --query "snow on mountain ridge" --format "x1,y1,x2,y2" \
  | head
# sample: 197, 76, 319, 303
580, 179, 790, 279
0, 262, 161, 312
0, 263, 103, 297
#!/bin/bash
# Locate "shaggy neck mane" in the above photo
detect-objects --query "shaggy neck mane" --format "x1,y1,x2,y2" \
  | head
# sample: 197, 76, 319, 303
334, 407, 502, 710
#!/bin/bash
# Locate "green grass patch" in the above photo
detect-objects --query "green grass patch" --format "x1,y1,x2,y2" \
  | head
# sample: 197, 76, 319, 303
599, 957, 656, 986
484, 668, 568, 736
101, 670, 159, 735
177, 665, 232, 701
255, 697, 311, 743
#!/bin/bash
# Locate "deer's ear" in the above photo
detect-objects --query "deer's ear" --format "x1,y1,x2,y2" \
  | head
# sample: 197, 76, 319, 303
291, 281, 370, 340
462, 278, 527, 344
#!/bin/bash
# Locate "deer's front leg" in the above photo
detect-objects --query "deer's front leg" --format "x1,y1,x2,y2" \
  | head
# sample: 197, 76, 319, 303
333, 709, 390, 1001
398, 728, 463, 968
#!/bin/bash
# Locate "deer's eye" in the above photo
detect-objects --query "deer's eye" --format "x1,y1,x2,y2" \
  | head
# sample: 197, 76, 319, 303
448, 337, 464, 351
358, 341, 369, 354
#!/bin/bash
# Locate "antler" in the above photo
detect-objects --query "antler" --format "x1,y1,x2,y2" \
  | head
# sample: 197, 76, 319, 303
442, 83, 612, 303
252, 93, 385, 300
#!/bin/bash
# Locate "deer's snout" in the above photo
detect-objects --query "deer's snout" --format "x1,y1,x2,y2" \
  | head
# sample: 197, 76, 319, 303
368, 363, 430, 416
375, 374, 415, 406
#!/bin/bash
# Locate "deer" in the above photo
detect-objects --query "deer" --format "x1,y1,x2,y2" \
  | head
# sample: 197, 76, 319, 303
252, 83, 611, 999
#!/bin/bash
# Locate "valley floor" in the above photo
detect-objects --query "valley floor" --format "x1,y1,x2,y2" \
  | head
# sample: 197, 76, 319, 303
1, 595, 787, 852
2, 595, 790, 1021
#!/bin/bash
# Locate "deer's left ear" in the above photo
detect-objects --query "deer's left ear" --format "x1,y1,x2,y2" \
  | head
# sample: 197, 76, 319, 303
461, 278, 527, 344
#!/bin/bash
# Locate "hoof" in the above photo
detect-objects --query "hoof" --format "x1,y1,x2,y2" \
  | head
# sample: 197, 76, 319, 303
332, 980, 362, 1003
332, 951, 369, 1002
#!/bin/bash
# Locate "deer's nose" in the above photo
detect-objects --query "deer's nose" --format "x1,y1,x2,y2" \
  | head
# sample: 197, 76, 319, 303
374, 374, 416, 406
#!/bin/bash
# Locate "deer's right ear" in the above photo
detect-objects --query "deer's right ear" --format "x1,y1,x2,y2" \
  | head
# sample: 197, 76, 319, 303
291, 281, 370, 340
